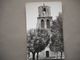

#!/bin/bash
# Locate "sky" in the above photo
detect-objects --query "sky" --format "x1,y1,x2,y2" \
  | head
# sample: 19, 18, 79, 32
26, 2, 62, 31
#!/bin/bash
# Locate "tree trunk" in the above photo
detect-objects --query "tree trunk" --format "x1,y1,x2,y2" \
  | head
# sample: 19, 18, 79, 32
32, 52, 35, 60
37, 52, 39, 60
61, 51, 63, 60
56, 52, 58, 59
57, 52, 58, 59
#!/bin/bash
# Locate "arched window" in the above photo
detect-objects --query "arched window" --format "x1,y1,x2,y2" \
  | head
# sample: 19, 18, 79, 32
41, 20, 44, 28
47, 19, 50, 28
43, 8, 46, 12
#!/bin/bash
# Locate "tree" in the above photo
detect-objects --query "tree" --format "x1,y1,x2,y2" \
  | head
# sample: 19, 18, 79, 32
57, 13, 64, 59
27, 29, 37, 60
50, 13, 64, 59
35, 29, 50, 60
27, 29, 50, 60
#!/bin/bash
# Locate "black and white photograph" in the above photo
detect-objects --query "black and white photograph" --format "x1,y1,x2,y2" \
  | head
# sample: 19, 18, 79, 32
26, 1, 64, 60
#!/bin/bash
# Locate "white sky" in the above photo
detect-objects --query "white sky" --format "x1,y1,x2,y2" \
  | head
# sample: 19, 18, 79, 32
26, 2, 62, 31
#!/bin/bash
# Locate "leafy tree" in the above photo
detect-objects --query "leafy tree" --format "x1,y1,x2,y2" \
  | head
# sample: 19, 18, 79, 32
57, 13, 64, 59
50, 13, 64, 59
36, 29, 50, 60
27, 29, 37, 60
27, 29, 50, 60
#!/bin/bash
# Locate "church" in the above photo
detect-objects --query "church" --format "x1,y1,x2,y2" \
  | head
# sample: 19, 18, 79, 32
36, 4, 56, 59
28, 3, 62, 60
36, 3, 53, 30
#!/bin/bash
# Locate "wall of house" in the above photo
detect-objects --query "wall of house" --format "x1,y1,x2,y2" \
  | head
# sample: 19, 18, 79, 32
0, 0, 80, 60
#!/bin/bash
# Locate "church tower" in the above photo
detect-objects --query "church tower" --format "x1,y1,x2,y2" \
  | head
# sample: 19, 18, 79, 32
37, 4, 53, 30
36, 4, 53, 58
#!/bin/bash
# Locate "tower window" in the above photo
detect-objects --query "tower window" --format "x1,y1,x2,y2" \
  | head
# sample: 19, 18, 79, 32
41, 20, 44, 28
43, 8, 46, 12
47, 20, 50, 28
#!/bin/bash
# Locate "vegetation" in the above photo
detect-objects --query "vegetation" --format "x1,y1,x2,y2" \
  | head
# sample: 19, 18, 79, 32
50, 13, 64, 59
27, 13, 64, 60
27, 29, 50, 60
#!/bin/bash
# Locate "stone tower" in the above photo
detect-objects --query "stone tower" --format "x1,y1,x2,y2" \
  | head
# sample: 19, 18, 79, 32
37, 4, 53, 30
36, 4, 53, 58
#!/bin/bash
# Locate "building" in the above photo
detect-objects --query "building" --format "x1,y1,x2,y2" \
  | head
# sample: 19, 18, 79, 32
28, 4, 63, 60
36, 4, 55, 59
36, 4, 53, 30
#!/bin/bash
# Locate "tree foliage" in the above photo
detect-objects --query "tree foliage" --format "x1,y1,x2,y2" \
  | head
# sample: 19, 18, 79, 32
27, 29, 50, 60
27, 29, 50, 53
50, 13, 64, 54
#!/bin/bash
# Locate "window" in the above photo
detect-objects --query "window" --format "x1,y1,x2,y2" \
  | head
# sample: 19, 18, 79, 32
43, 8, 46, 12
47, 19, 50, 28
41, 20, 44, 28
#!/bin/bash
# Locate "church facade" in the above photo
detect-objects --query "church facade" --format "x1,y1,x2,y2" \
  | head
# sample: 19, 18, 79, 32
36, 4, 56, 59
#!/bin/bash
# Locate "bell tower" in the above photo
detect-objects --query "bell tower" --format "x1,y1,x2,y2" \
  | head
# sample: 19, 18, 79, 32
38, 3, 51, 17
37, 4, 53, 30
